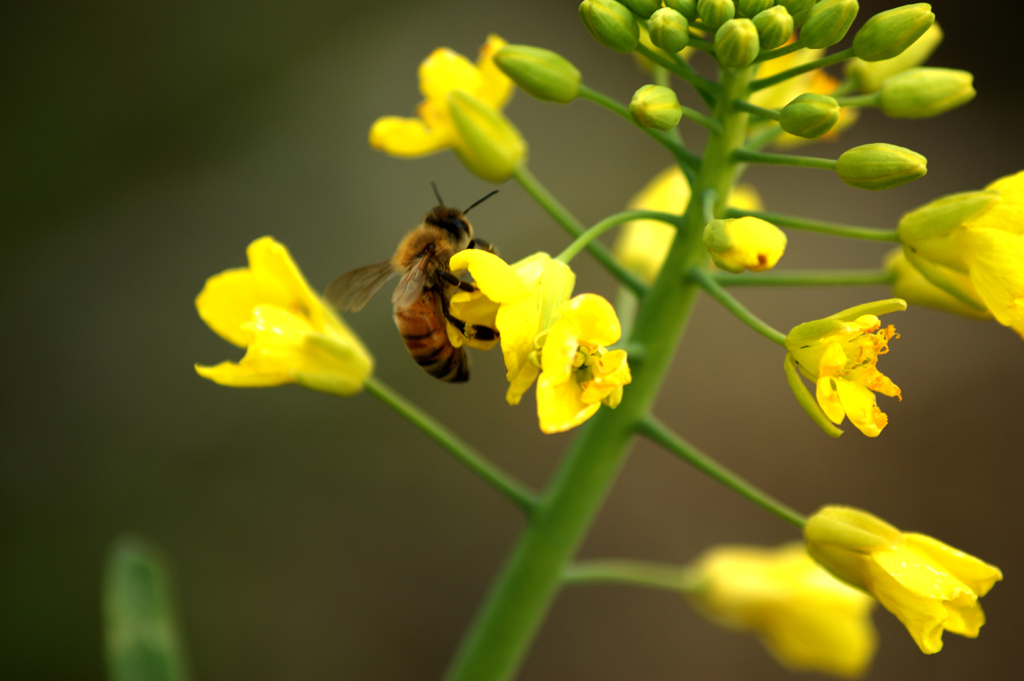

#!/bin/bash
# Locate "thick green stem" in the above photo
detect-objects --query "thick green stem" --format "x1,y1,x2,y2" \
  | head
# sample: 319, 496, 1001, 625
441, 66, 758, 681
564, 560, 697, 592
690, 268, 787, 346
724, 207, 901, 242
638, 416, 807, 529
364, 377, 539, 514
513, 165, 648, 296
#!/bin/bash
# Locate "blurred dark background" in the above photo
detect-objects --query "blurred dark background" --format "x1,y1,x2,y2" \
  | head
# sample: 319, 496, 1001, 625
2, 1, 1022, 679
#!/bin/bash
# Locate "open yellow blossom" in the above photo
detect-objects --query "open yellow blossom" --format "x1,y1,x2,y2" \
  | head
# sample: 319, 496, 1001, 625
195, 237, 373, 395
751, 43, 859, 147
805, 506, 1002, 655
689, 543, 877, 678
369, 35, 524, 181
536, 294, 631, 433
785, 299, 904, 437
613, 165, 763, 283
898, 170, 1024, 338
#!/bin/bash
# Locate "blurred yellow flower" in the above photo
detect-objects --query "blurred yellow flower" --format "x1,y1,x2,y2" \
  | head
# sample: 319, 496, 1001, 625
689, 542, 877, 678
369, 35, 525, 181
785, 299, 904, 437
613, 165, 763, 282
805, 506, 1002, 655
846, 23, 944, 92
899, 170, 1024, 338
195, 237, 373, 395
885, 249, 992, 320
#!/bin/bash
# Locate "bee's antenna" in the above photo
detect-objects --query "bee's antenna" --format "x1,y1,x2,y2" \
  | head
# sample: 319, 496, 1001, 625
431, 181, 445, 206
463, 190, 499, 214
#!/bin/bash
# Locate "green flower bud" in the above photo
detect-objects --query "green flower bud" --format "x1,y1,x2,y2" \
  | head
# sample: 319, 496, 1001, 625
878, 67, 975, 119
801, 0, 859, 49
846, 23, 943, 92
629, 84, 684, 130
493, 45, 582, 104
836, 143, 927, 191
649, 8, 691, 53
752, 5, 794, 50
897, 189, 999, 244
737, 0, 774, 16
715, 18, 760, 68
620, 0, 662, 19
698, 0, 736, 30
447, 91, 527, 183
853, 3, 935, 62
665, 0, 699, 21
775, 0, 815, 14
779, 93, 840, 138
579, 0, 641, 53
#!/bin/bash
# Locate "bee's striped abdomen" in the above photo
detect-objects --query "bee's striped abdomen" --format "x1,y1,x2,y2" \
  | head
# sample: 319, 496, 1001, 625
394, 289, 469, 382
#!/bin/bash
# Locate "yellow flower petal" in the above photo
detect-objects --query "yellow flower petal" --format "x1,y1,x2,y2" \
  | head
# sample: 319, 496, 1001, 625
580, 349, 631, 405
536, 371, 600, 434
450, 249, 531, 303
369, 115, 452, 157
964, 228, 1024, 328
418, 47, 483, 101
475, 34, 515, 109
556, 293, 621, 348
196, 269, 263, 347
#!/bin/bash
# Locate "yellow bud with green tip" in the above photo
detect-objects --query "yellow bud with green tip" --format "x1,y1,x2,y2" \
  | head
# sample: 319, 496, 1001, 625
665, 0, 699, 21
775, 0, 814, 14
779, 93, 840, 138
620, 0, 662, 19
703, 216, 787, 273
897, 189, 999, 244
752, 6, 793, 49
698, 0, 736, 30
493, 45, 581, 104
649, 8, 691, 53
846, 23, 943, 92
885, 248, 991, 319
447, 91, 527, 182
737, 0, 773, 17
579, 0, 641, 53
853, 3, 934, 62
878, 67, 975, 118
836, 143, 926, 190
715, 18, 760, 68
801, 0, 859, 49
629, 84, 684, 129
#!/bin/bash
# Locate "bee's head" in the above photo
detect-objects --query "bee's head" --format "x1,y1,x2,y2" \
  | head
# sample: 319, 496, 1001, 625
425, 205, 473, 250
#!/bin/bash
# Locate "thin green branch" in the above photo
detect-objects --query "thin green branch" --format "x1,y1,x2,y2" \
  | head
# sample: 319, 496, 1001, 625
638, 415, 807, 529
754, 40, 804, 63
750, 47, 855, 91
714, 268, 896, 287
556, 210, 684, 264
834, 92, 881, 108
512, 165, 648, 296
685, 33, 715, 52
364, 377, 539, 514
564, 560, 697, 592
744, 124, 785, 151
732, 148, 838, 171
577, 84, 703, 170
689, 267, 787, 346
733, 100, 780, 121
634, 43, 722, 99
724, 207, 901, 242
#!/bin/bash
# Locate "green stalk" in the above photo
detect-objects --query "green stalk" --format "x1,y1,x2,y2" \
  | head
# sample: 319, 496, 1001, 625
732, 100, 780, 121
556, 210, 684, 264
732, 148, 838, 171
564, 560, 697, 592
690, 268, 787, 346
714, 268, 896, 287
724, 207, 901, 242
754, 40, 804, 63
834, 92, 881, 108
513, 165, 648, 296
442, 64, 757, 681
638, 416, 807, 529
364, 377, 539, 515
750, 47, 854, 91
634, 43, 722, 99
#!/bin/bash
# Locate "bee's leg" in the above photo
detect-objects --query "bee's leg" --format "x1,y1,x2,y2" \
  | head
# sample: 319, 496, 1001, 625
439, 292, 498, 341
467, 238, 497, 255
438, 270, 477, 293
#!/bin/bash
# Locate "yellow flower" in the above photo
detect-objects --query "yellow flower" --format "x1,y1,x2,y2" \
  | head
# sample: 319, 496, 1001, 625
884, 248, 993, 320
703, 216, 787, 273
195, 237, 373, 395
785, 299, 904, 437
898, 170, 1024, 338
805, 506, 1002, 655
613, 165, 763, 283
369, 35, 525, 182
536, 294, 631, 433
689, 542, 877, 678
751, 43, 859, 147
449, 250, 630, 432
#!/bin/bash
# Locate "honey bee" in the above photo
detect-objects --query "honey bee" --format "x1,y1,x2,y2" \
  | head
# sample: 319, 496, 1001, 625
325, 186, 499, 382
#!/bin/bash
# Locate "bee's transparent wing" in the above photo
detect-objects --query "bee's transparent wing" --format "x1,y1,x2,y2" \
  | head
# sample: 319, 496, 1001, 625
324, 260, 397, 312
391, 256, 431, 308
